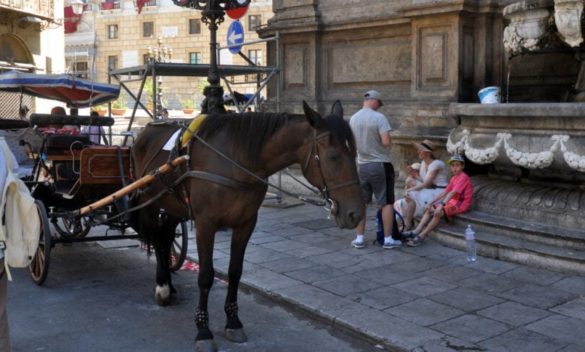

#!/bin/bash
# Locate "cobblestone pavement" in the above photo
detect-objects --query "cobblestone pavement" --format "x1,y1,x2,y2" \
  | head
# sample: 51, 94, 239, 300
186, 200, 585, 352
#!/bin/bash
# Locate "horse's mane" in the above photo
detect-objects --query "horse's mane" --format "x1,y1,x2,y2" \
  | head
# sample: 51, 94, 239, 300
197, 112, 292, 164
196, 111, 356, 165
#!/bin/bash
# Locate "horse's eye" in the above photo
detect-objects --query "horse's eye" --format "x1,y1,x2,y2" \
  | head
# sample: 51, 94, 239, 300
326, 150, 340, 162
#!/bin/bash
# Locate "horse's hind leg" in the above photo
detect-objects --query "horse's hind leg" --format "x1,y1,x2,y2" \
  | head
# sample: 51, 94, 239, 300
153, 212, 180, 306
224, 217, 257, 343
194, 220, 218, 352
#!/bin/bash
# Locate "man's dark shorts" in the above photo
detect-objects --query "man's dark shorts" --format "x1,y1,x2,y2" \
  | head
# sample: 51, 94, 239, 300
357, 162, 395, 207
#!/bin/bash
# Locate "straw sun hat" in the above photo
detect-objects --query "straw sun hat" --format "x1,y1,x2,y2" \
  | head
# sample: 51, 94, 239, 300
413, 139, 435, 154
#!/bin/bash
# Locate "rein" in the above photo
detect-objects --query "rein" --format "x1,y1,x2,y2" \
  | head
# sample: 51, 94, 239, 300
187, 128, 358, 212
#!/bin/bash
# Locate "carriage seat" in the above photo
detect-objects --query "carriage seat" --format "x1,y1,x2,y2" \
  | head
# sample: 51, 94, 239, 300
46, 135, 90, 155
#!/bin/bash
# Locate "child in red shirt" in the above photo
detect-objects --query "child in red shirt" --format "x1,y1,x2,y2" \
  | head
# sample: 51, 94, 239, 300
404, 154, 473, 247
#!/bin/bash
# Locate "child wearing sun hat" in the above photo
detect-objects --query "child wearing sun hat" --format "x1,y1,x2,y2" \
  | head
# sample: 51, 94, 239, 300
403, 154, 473, 247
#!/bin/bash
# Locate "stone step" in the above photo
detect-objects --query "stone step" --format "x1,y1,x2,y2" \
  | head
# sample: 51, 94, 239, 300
434, 221, 585, 275
451, 211, 585, 250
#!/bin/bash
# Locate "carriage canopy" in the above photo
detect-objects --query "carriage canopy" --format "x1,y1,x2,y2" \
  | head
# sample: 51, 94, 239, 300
0, 71, 120, 108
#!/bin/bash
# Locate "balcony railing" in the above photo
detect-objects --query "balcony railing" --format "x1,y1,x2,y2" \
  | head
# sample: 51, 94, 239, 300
100, 1, 121, 11
0, 0, 55, 20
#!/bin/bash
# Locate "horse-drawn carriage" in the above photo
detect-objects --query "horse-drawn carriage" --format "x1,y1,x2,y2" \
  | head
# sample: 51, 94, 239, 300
0, 72, 189, 286
1, 71, 366, 351
2, 112, 189, 286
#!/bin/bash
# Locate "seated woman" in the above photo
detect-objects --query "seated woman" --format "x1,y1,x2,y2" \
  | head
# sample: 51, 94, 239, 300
402, 140, 448, 230
404, 154, 473, 246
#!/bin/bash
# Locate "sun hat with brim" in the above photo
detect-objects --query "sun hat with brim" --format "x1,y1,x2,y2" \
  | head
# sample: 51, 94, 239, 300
448, 154, 465, 165
413, 139, 435, 153
410, 162, 421, 170
364, 90, 383, 106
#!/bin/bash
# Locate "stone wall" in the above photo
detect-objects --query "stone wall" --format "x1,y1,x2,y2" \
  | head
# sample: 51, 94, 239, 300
259, 0, 511, 173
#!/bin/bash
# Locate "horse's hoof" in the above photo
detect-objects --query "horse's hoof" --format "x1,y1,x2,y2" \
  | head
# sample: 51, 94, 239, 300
195, 339, 218, 352
225, 328, 248, 343
155, 284, 171, 306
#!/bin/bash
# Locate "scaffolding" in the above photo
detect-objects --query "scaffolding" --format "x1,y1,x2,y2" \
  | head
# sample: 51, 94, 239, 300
108, 35, 280, 144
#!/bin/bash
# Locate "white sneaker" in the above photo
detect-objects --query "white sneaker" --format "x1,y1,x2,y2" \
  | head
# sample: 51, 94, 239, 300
383, 239, 402, 249
351, 239, 365, 249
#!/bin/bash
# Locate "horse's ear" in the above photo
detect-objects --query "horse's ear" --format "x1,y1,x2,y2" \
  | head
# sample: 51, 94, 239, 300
302, 100, 325, 129
330, 100, 343, 118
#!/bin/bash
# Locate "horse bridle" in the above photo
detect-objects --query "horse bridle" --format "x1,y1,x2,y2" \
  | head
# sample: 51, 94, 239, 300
302, 129, 359, 216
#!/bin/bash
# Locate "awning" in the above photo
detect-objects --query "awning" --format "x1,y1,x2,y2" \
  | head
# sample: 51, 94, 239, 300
0, 71, 120, 108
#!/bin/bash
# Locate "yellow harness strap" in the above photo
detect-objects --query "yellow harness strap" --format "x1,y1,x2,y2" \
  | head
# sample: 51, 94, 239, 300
182, 114, 207, 148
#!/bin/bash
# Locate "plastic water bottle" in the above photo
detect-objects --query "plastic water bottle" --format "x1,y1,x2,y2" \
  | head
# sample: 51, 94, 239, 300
465, 225, 477, 262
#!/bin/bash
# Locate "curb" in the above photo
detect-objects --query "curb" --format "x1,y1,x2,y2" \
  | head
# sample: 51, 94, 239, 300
186, 253, 406, 352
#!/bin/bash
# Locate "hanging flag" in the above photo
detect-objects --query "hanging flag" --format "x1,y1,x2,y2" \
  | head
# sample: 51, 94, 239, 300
137, 0, 148, 14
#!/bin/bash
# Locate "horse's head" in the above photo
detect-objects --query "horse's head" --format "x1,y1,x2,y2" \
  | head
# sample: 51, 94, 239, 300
301, 100, 365, 229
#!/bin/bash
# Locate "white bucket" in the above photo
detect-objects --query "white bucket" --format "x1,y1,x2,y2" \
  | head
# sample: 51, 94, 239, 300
478, 86, 501, 104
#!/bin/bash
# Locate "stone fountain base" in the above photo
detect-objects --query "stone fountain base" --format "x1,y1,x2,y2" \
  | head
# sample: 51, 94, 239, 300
439, 103, 585, 273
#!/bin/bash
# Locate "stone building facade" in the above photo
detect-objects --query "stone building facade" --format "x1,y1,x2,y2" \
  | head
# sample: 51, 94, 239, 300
259, 0, 517, 168
66, 0, 273, 110
0, 0, 66, 115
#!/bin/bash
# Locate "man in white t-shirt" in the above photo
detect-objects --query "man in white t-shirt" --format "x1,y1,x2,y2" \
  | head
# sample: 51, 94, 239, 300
349, 90, 401, 249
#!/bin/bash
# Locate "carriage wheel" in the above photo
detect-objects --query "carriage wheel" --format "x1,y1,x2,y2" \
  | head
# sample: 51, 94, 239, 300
29, 200, 52, 285
169, 222, 188, 272
53, 216, 91, 238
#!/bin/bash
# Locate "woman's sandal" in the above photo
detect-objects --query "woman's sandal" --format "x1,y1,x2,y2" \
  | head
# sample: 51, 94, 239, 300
406, 235, 425, 247
401, 231, 418, 240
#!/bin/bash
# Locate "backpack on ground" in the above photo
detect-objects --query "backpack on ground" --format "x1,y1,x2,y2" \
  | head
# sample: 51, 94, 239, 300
374, 208, 405, 246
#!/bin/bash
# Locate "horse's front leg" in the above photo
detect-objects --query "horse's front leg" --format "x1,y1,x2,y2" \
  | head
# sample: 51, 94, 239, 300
195, 220, 218, 352
224, 216, 257, 343
153, 213, 179, 306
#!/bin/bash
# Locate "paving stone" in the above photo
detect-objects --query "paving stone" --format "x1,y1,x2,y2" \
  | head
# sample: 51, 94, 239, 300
496, 283, 577, 309
353, 264, 425, 285
458, 272, 524, 293
557, 344, 585, 351
293, 218, 337, 230
501, 266, 566, 286
284, 264, 346, 284
338, 255, 393, 274
349, 285, 416, 310
260, 239, 307, 252
393, 277, 458, 297
291, 232, 333, 244
335, 303, 444, 351
312, 274, 384, 297
241, 268, 303, 292
242, 246, 293, 264
479, 328, 569, 352
248, 232, 286, 245
526, 315, 585, 345
551, 297, 585, 321
275, 284, 355, 320
385, 298, 464, 326
429, 287, 504, 312
413, 336, 482, 352
423, 264, 482, 283
431, 314, 509, 343
477, 301, 551, 326
471, 257, 518, 274
396, 257, 447, 274
287, 245, 334, 258
552, 276, 585, 296
306, 251, 363, 269
259, 256, 316, 274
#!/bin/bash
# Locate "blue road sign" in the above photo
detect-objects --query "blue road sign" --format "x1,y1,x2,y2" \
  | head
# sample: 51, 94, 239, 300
227, 20, 245, 54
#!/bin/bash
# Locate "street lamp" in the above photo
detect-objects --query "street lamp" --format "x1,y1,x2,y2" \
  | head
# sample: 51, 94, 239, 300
70, 0, 85, 16
172, 0, 251, 114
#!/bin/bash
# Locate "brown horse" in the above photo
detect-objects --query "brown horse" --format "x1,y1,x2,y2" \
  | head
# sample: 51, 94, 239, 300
130, 100, 364, 351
